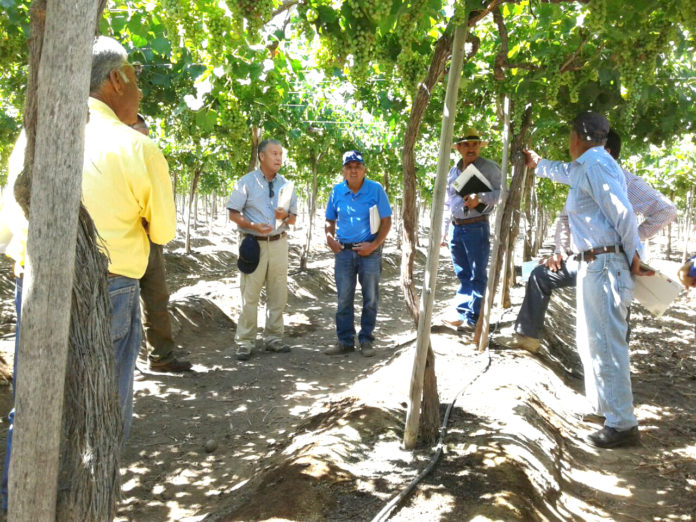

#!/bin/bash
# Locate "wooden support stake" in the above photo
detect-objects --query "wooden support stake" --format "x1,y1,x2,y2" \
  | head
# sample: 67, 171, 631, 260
403, 21, 469, 449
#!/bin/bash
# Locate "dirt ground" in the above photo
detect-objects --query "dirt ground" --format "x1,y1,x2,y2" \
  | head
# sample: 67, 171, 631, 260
1, 214, 695, 521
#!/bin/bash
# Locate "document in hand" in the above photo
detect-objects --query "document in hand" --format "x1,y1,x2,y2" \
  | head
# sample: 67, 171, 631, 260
369, 204, 380, 234
632, 263, 682, 318
453, 163, 493, 197
276, 181, 294, 228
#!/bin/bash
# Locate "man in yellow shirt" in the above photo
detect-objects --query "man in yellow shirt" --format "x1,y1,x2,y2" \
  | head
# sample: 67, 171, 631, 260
81, 36, 176, 436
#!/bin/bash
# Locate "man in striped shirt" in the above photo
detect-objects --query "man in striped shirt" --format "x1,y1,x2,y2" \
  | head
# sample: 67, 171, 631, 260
498, 129, 676, 355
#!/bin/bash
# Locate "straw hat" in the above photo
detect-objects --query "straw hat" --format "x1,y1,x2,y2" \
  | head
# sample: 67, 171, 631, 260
453, 128, 489, 147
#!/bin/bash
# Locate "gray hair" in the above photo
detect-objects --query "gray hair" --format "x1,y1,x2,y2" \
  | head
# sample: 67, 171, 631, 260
90, 36, 129, 94
258, 139, 282, 157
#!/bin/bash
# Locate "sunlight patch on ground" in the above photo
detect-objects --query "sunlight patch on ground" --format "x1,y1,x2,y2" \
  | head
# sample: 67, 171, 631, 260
566, 468, 632, 496
555, 492, 612, 520
671, 443, 696, 459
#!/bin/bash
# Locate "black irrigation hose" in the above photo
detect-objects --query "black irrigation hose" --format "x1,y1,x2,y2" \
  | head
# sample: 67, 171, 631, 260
371, 315, 511, 522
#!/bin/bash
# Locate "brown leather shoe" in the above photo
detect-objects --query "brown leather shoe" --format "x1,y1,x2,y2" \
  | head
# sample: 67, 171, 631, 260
495, 333, 541, 354
149, 356, 193, 373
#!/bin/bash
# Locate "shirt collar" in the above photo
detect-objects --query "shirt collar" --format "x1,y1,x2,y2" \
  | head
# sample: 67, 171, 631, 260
88, 97, 121, 123
255, 169, 283, 184
574, 146, 605, 165
341, 178, 368, 196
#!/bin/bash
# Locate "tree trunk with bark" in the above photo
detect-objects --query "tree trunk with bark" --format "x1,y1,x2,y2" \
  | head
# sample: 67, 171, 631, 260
400, 30, 454, 447
475, 105, 533, 348
247, 126, 260, 173
667, 190, 674, 258
300, 155, 320, 271
500, 166, 529, 308
682, 186, 694, 263
185, 167, 201, 254
10, 0, 121, 520
522, 166, 535, 261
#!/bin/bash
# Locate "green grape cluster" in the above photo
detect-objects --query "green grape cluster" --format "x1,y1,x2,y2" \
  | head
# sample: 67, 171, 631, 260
584, 0, 607, 34
452, 0, 468, 26
349, 24, 377, 81
396, 49, 426, 94
231, 0, 274, 34
345, 0, 390, 21
569, 83, 580, 104
546, 75, 561, 107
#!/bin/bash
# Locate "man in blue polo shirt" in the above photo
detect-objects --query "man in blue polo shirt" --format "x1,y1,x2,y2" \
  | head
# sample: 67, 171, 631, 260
324, 150, 392, 357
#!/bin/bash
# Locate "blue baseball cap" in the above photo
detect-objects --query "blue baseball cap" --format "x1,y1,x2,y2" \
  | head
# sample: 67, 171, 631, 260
237, 235, 260, 274
342, 150, 364, 166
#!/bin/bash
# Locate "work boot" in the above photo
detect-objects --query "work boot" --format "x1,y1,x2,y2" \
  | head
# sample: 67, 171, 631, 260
587, 426, 640, 449
235, 345, 252, 361
495, 333, 541, 353
325, 343, 355, 355
265, 340, 291, 353
149, 356, 193, 373
359, 341, 376, 357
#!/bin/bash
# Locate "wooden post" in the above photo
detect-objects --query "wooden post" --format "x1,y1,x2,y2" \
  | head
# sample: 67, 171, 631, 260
476, 96, 511, 352
9, 0, 98, 519
403, 21, 468, 449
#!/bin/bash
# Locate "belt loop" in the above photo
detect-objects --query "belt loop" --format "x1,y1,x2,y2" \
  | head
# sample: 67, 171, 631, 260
614, 244, 620, 254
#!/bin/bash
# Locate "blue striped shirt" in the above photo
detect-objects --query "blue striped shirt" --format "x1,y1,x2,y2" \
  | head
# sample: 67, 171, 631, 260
537, 147, 642, 262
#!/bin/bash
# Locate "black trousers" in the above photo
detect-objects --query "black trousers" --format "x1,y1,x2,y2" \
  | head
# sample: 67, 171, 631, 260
515, 257, 631, 342
515, 259, 577, 339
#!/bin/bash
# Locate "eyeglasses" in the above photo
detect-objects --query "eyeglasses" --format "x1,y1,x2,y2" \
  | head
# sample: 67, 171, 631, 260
268, 180, 274, 199
131, 62, 143, 77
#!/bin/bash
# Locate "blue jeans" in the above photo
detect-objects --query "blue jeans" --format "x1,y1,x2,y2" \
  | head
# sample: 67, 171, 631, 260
108, 275, 142, 440
334, 248, 382, 346
448, 221, 490, 325
1, 279, 22, 511
576, 253, 637, 430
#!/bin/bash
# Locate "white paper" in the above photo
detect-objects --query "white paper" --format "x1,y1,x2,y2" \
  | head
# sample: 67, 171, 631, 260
632, 266, 682, 318
452, 163, 493, 195
275, 181, 294, 228
369, 204, 380, 235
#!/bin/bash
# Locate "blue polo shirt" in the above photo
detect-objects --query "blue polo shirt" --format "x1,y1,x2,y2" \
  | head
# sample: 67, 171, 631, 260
326, 178, 392, 243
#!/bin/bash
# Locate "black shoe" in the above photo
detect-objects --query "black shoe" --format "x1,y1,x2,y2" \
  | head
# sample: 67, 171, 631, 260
325, 343, 355, 355
587, 426, 640, 448
359, 341, 376, 357
149, 356, 193, 373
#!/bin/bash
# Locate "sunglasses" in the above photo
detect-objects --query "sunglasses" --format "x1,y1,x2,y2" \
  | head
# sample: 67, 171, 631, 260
268, 180, 274, 199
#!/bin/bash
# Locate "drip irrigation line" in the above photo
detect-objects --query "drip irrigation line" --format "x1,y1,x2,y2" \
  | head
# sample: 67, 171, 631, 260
371, 311, 513, 522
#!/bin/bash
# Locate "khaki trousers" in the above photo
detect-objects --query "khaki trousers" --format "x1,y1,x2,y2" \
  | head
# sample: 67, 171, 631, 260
235, 236, 288, 348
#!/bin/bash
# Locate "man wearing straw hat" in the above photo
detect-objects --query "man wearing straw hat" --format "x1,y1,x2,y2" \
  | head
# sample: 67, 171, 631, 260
441, 128, 502, 331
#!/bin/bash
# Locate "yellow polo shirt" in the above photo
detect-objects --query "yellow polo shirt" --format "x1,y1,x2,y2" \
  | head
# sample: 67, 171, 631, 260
1, 130, 29, 277
82, 97, 176, 279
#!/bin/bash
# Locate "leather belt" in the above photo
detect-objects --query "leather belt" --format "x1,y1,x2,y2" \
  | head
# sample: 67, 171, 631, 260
247, 231, 287, 242
452, 215, 488, 226
341, 242, 356, 250
576, 245, 624, 262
